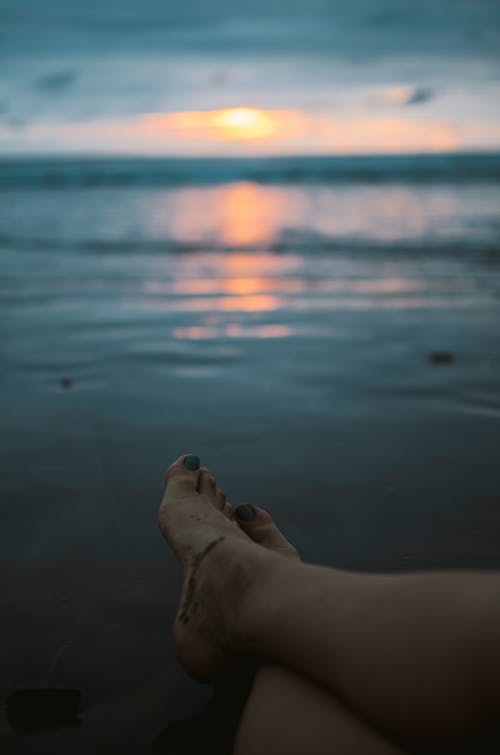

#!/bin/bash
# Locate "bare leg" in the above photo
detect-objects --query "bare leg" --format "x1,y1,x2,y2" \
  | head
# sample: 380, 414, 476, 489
159, 455, 500, 751
226, 497, 405, 753
234, 664, 406, 755
236, 562, 500, 744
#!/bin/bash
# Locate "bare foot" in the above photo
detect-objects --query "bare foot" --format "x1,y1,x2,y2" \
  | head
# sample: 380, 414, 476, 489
158, 454, 294, 681
232, 501, 299, 560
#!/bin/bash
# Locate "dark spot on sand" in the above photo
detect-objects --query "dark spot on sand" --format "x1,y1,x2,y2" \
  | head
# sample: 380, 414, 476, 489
427, 351, 454, 365
6, 688, 82, 733
59, 377, 73, 389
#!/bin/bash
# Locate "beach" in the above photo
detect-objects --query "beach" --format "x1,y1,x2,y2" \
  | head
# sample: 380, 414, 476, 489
1, 154, 500, 753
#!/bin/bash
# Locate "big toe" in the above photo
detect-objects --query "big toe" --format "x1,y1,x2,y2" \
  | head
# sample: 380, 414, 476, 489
234, 503, 299, 559
164, 454, 202, 496
159, 454, 203, 538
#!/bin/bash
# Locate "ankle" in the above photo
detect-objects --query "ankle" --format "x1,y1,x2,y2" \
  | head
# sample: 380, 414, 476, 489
220, 543, 288, 653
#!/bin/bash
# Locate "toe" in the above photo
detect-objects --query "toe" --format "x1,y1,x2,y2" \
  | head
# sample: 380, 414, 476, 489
223, 502, 235, 520
215, 488, 226, 511
234, 503, 299, 558
215, 489, 236, 521
234, 502, 267, 533
198, 468, 217, 498
165, 454, 201, 495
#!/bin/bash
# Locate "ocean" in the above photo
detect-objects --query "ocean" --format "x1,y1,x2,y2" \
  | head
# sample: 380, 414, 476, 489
1, 151, 500, 554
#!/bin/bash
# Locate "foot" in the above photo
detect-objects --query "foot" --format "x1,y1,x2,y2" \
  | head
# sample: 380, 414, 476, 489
157, 454, 295, 681
232, 502, 299, 560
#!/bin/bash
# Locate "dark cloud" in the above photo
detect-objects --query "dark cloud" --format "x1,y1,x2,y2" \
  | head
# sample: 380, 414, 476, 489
372, 85, 435, 108
2, 0, 500, 61
405, 86, 434, 106
35, 70, 78, 92
5, 115, 27, 129
365, 8, 420, 28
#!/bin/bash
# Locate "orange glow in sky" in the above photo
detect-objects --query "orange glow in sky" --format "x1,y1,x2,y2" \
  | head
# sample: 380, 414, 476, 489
212, 108, 276, 140
144, 107, 305, 143
9, 106, 500, 155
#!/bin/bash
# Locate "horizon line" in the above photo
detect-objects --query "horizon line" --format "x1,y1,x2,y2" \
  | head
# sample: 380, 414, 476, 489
1, 148, 500, 162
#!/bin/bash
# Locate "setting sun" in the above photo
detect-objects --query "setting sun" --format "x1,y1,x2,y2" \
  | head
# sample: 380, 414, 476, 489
139, 107, 306, 145
212, 108, 276, 140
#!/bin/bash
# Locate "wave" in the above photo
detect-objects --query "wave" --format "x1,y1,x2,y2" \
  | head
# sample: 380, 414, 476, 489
1, 232, 499, 258
1, 152, 500, 189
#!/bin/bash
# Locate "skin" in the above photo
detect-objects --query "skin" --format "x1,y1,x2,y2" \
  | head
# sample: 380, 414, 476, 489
158, 454, 500, 754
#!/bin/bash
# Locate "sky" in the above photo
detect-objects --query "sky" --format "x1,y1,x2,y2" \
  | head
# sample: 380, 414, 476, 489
1, 0, 500, 156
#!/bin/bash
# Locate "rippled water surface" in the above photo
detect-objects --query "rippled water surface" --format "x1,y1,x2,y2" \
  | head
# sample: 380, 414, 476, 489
1, 163, 500, 554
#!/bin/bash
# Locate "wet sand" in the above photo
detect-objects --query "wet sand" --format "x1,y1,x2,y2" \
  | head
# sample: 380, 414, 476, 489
1, 174, 500, 752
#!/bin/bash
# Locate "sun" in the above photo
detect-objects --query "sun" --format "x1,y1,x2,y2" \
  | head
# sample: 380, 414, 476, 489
211, 108, 276, 140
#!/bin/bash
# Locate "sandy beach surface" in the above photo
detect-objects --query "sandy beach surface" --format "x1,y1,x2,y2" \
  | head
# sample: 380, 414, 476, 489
1, 156, 500, 753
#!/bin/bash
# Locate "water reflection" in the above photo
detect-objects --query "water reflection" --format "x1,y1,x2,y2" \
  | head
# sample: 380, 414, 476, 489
134, 180, 498, 340
165, 182, 296, 248
138, 245, 481, 342
145, 179, 498, 252
173, 324, 293, 340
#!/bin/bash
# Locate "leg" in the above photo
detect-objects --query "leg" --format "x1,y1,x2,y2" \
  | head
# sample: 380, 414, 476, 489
233, 664, 406, 755
159, 455, 500, 750
221, 504, 405, 753
239, 562, 500, 745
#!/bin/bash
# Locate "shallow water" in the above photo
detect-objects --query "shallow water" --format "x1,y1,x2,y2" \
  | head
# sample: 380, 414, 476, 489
1, 159, 500, 752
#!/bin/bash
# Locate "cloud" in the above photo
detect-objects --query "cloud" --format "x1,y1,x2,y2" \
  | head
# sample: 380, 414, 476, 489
0, 113, 28, 129
364, 8, 418, 28
373, 85, 435, 108
3, 0, 500, 62
35, 70, 79, 93
405, 87, 434, 106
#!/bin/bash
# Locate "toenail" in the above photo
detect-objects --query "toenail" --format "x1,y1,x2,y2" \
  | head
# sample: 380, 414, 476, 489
235, 504, 256, 522
183, 455, 200, 470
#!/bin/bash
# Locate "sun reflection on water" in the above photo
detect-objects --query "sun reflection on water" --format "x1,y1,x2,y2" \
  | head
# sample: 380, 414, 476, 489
164, 182, 296, 248
139, 181, 481, 340
172, 324, 293, 340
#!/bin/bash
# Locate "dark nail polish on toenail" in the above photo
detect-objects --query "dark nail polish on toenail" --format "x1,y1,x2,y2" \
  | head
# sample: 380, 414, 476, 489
183, 455, 200, 470
235, 504, 256, 522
